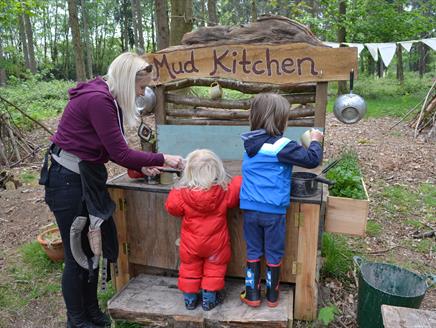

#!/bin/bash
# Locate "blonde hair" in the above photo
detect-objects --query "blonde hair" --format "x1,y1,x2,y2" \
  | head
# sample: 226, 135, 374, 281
176, 149, 228, 190
105, 52, 152, 127
250, 93, 290, 136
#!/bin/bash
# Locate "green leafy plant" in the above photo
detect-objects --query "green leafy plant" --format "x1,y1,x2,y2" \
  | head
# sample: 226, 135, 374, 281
326, 150, 366, 200
318, 304, 341, 326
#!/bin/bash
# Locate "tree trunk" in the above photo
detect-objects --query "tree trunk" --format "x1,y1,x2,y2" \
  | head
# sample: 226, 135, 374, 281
0, 34, 6, 86
396, 44, 404, 84
131, 0, 139, 49
18, 14, 30, 70
207, 0, 218, 26
155, 0, 169, 50
136, 0, 145, 51
337, 0, 347, 95
418, 43, 428, 77
199, 0, 206, 26
81, 0, 93, 78
170, 0, 193, 46
23, 13, 37, 73
377, 59, 384, 78
251, 0, 257, 22
52, 0, 59, 64
67, 0, 86, 81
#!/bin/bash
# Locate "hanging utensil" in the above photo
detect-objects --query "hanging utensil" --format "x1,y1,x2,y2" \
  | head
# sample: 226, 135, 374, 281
333, 69, 367, 124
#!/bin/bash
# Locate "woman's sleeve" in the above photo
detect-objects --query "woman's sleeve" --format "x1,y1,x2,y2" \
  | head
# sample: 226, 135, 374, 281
165, 189, 185, 217
226, 176, 242, 208
87, 96, 164, 171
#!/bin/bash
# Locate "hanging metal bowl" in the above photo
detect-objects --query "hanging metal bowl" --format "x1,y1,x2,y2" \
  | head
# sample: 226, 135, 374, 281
136, 87, 156, 115
333, 70, 367, 124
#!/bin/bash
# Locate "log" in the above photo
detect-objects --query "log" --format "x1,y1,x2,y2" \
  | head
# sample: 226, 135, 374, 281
165, 117, 314, 126
165, 93, 315, 109
164, 77, 316, 94
166, 106, 314, 120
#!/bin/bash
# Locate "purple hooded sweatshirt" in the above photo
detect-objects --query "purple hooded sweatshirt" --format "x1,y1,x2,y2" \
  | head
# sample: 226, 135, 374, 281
51, 77, 164, 172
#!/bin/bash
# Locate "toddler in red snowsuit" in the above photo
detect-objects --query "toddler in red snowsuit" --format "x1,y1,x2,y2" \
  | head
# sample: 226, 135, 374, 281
165, 149, 242, 311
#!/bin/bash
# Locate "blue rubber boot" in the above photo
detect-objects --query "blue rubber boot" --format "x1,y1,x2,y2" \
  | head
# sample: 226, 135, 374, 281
202, 290, 223, 311
183, 293, 199, 310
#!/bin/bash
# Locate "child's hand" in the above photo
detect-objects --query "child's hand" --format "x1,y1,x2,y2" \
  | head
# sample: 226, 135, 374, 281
310, 129, 324, 143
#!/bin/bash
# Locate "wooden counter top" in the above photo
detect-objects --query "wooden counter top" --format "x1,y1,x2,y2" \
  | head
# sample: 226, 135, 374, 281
107, 161, 326, 205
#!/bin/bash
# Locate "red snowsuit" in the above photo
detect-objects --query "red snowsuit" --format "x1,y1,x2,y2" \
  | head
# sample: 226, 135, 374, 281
165, 176, 242, 293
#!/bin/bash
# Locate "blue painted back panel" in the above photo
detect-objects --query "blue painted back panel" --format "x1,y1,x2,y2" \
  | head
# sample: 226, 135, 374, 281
157, 125, 324, 160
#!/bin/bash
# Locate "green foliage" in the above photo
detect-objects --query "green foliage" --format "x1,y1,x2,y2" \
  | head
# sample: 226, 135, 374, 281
318, 304, 341, 326
321, 233, 354, 279
326, 150, 366, 200
20, 169, 38, 184
0, 78, 73, 129
115, 321, 144, 328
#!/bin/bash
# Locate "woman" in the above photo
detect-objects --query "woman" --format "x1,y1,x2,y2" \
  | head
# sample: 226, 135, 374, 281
40, 52, 183, 328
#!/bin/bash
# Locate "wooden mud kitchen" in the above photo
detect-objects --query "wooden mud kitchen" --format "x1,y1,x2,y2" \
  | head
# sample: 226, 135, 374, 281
107, 17, 361, 327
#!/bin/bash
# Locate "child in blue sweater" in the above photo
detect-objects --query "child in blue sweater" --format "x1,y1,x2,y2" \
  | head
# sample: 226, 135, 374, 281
239, 93, 323, 308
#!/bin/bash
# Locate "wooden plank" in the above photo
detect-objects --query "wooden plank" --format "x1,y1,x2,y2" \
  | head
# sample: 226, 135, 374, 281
381, 305, 436, 328
157, 125, 324, 160
294, 203, 320, 320
125, 190, 181, 269
108, 274, 293, 327
324, 178, 369, 236
314, 82, 328, 128
165, 117, 314, 127
144, 43, 358, 85
108, 188, 130, 291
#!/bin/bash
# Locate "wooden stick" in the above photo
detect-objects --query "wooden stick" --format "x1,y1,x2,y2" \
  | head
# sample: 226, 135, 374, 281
165, 93, 315, 109
164, 77, 316, 94
4, 116, 21, 161
166, 106, 315, 119
165, 117, 314, 126
0, 95, 54, 135
414, 80, 435, 138
0, 136, 9, 167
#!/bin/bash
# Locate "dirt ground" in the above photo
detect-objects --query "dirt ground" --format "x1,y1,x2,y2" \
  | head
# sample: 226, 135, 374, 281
0, 114, 435, 327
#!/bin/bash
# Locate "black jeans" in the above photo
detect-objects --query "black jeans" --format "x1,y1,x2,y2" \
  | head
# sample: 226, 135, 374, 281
44, 160, 99, 323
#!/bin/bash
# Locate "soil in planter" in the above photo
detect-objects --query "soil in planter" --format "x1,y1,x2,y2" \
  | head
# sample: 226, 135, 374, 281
326, 150, 366, 200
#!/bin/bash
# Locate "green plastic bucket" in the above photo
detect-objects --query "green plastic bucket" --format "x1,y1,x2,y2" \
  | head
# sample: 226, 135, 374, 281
354, 256, 435, 328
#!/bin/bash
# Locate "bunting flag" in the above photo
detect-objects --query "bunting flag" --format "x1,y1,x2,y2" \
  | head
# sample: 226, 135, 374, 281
323, 38, 435, 68
365, 43, 379, 61
421, 38, 436, 51
399, 41, 414, 52
378, 43, 397, 67
343, 43, 365, 56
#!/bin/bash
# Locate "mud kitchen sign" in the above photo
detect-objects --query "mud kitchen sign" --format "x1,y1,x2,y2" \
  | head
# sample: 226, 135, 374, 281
144, 43, 357, 85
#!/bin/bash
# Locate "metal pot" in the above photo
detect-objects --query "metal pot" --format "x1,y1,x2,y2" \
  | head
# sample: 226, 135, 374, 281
136, 87, 156, 115
333, 69, 367, 124
291, 160, 340, 197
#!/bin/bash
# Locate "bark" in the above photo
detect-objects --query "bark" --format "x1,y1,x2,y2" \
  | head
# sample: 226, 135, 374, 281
337, 0, 347, 95
207, 0, 218, 26
170, 0, 193, 46
418, 43, 428, 77
396, 44, 404, 84
81, 0, 93, 78
136, 0, 145, 51
251, 0, 257, 22
18, 14, 30, 70
23, 12, 37, 73
199, 0, 206, 27
0, 35, 6, 86
155, 0, 170, 50
67, 0, 86, 81
131, 0, 139, 49
52, 0, 59, 64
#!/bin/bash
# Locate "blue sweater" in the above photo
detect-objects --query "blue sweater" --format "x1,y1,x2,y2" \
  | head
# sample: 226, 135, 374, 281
240, 129, 323, 214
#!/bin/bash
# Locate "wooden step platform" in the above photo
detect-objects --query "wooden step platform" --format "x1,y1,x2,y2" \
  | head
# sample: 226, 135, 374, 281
108, 274, 294, 327
382, 305, 436, 328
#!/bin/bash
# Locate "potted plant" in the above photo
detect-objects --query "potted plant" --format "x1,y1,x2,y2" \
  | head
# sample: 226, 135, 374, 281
37, 226, 64, 262
324, 151, 369, 236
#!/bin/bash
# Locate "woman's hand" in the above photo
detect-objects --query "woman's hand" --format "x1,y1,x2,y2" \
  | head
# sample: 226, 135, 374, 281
310, 129, 324, 143
141, 166, 161, 176
163, 154, 184, 169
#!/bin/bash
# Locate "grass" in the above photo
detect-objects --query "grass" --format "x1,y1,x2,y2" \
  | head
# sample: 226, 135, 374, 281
19, 170, 39, 185
0, 242, 63, 315
365, 220, 382, 237
321, 233, 355, 280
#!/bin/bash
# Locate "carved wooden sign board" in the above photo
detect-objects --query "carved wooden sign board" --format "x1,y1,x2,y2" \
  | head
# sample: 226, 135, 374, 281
144, 43, 358, 85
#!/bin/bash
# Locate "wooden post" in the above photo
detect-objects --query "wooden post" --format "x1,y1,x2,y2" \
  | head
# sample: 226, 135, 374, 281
154, 85, 166, 125
109, 188, 131, 291
314, 82, 328, 128
294, 203, 320, 320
